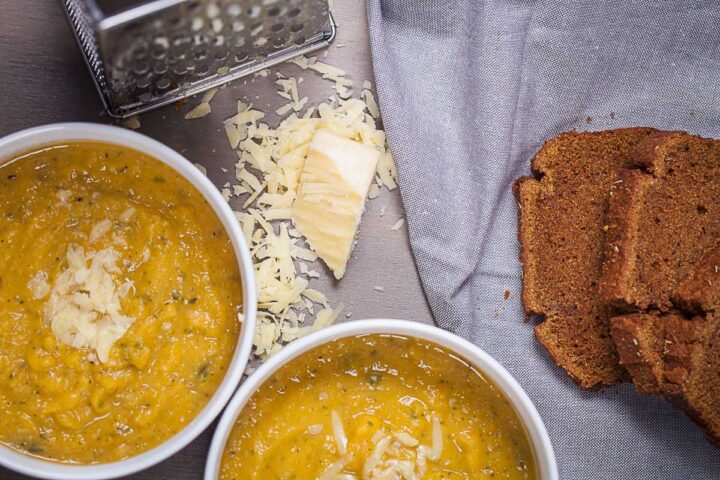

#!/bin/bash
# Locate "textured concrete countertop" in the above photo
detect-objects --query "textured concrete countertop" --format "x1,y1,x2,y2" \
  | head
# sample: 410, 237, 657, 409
0, 1, 434, 478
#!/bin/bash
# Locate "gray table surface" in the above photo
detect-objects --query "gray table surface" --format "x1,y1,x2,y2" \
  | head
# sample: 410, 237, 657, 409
0, 1, 434, 478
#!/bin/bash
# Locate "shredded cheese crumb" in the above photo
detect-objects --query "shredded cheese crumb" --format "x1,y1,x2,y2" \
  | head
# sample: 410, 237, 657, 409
202, 87, 219, 104
307, 424, 324, 436
27, 271, 50, 299
390, 218, 405, 231
185, 102, 212, 119
121, 116, 141, 130
37, 243, 135, 362
331, 410, 348, 455
119, 207, 136, 223
89, 219, 112, 243
361, 89, 381, 119
194, 163, 208, 176
428, 416, 443, 461
368, 183, 380, 199
319, 455, 352, 480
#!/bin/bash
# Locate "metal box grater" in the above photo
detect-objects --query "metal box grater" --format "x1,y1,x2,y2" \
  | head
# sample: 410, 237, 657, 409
61, 0, 336, 118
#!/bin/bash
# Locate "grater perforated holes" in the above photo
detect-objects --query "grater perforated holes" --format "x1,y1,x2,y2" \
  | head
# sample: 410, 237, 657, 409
156, 77, 171, 90
154, 62, 168, 75
61, 0, 335, 117
136, 76, 152, 89
227, 4, 241, 17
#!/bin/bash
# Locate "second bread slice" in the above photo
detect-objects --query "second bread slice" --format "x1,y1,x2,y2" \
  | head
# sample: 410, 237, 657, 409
516, 128, 656, 388
601, 132, 720, 312
611, 311, 720, 446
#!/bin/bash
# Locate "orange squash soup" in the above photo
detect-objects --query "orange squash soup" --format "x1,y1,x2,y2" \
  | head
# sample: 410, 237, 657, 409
220, 335, 537, 480
0, 142, 242, 463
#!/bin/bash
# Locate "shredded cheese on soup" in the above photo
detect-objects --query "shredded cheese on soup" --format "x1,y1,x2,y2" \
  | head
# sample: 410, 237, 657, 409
33, 243, 135, 363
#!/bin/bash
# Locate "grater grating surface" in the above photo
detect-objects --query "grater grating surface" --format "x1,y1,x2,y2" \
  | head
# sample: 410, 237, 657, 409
60, 0, 335, 118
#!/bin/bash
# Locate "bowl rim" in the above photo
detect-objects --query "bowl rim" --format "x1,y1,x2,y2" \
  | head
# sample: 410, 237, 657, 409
0, 122, 257, 480
204, 319, 559, 480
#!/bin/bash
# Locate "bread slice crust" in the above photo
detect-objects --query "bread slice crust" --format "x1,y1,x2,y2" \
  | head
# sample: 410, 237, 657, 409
612, 310, 720, 446
516, 127, 656, 389
662, 313, 720, 446
601, 131, 720, 312
674, 239, 720, 314
610, 312, 669, 394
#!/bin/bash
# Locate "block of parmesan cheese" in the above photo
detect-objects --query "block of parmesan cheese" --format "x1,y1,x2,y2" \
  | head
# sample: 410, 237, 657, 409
292, 130, 380, 279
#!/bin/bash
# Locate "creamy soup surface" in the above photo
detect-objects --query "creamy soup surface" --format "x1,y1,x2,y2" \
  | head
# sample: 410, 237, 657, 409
220, 334, 537, 480
0, 142, 242, 463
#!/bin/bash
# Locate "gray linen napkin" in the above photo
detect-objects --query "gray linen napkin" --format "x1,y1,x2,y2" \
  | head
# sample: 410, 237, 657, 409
366, 0, 720, 478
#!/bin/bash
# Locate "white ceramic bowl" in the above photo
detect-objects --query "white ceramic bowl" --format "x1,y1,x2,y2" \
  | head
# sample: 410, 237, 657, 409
0, 123, 257, 480
205, 319, 558, 480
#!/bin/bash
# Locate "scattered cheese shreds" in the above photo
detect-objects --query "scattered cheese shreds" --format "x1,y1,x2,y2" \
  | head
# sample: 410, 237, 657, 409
89, 219, 112, 243
276, 102, 294, 116
428, 416, 443, 461
307, 424, 324, 435
368, 183, 380, 199
185, 102, 211, 119
390, 218, 405, 231
318, 456, 351, 480
213, 55, 398, 360
202, 87, 219, 104
224, 124, 242, 149
362, 89, 381, 119
331, 410, 348, 455
194, 163, 208, 176
27, 271, 50, 299
302, 288, 328, 307
122, 116, 141, 130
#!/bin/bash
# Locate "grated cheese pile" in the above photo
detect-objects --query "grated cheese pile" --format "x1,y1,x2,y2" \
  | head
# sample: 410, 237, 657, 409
320, 411, 443, 480
216, 55, 397, 358
29, 244, 135, 363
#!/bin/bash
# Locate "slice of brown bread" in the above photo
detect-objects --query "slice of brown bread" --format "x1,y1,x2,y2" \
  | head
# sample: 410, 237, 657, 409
666, 311, 720, 446
612, 311, 720, 446
661, 312, 720, 446
610, 312, 671, 394
674, 239, 720, 314
601, 131, 720, 312
662, 313, 708, 401
515, 127, 656, 389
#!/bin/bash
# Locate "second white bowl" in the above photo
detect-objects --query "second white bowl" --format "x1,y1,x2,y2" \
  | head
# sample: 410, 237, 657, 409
205, 319, 558, 480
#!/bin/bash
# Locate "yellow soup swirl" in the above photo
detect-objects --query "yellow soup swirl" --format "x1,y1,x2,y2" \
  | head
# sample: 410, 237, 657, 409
0, 142, 242, 464
220, 334, 537, 480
